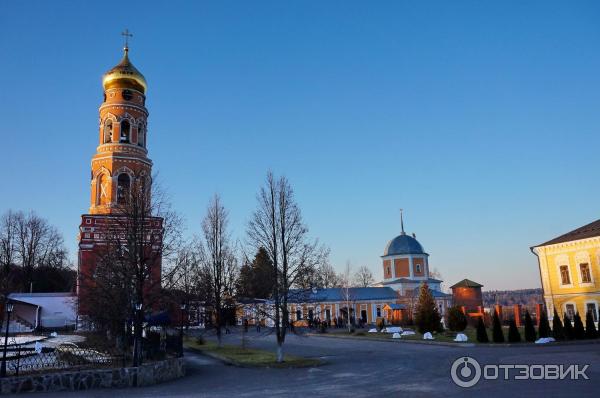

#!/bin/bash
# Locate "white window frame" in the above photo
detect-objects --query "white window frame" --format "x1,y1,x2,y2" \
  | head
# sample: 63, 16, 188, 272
557, 264, 573, 288
564, 302, 577, 320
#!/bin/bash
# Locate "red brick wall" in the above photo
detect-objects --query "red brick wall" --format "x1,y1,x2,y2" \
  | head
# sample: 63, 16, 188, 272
394, 259, 410, 277
451, 286, 483, 313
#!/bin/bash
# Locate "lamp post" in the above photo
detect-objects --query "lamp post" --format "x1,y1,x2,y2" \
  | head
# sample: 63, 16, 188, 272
133, 303, 142, 367
179, 303, 186, 357
1, 302, 14, 378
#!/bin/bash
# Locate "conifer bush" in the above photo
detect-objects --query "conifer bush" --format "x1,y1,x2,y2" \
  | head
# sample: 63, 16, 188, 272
524, 311, 536, 342
563, 313, 574, 340
492, 310, 504, 343
447, 306, 468, 332
585, 311, 597, 339
414, 282, 442, 334
507, 319, 521, 343
573, 313, 585, 340
552, 309, 564, 340
538, 309, 551, 338
476, 316, 488, 343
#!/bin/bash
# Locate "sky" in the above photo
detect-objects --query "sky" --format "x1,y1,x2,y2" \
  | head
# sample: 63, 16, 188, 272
1, 1, 599, 290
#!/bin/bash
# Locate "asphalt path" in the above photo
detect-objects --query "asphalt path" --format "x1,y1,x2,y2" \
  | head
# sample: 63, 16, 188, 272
16, 330, 600, 397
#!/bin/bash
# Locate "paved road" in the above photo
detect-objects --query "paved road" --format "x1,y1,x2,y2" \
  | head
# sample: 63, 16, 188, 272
18, 331, 600, 397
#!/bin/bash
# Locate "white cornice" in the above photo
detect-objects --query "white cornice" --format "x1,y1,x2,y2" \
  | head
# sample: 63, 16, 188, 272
536, 237, 600, 254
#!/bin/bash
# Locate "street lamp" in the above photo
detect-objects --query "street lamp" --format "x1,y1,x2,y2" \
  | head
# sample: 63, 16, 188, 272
133, 303, 143, 367
1, 302, 14, 378
179, 303, 186, 357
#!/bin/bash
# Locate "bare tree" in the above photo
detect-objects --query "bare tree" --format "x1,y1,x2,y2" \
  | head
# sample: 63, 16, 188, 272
247, 172, 326, 362
166, 242, 203, 329
429, 267, 446, 292
10, 211, 67, 292
0, 211, 18, 321
82, 178, 183, 364
0, 210, 70, 308
306, 257, 340, 289
196, 194, 238, 347
340, 261, 356, 333
353, 265, 375, 288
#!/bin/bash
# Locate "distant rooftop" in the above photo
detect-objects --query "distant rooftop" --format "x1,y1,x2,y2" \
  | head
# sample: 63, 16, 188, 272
534, 218, 600, 247
288, 287, 398, 303
450, 279, 483, 289
378, 277, 442, 285
8, 292, 75, 298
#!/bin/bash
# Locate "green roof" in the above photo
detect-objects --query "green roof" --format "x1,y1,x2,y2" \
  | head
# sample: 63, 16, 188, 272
450, 279, 483, 289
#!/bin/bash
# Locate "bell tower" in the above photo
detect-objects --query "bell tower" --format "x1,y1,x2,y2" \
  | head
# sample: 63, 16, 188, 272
77, 34, 162, 321
90, 35, 152, 214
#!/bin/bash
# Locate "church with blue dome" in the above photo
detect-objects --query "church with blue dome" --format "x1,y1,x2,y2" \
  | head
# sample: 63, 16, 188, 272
374, 213, 451, 316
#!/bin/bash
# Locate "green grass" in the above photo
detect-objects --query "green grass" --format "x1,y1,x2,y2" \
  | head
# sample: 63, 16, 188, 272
184, 338, 322, 368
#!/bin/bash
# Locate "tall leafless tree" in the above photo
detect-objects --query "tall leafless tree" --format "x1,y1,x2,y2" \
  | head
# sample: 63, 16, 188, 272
0, 210, 69, 315
196, 194, 238, 347
0, 211, 18, 321
247, 172, 327, 362
12, 211, 67, 292
353, 265, 375, 288
82, 178, 183, 364
313, 261, 341, 289
340, 261, 356, 333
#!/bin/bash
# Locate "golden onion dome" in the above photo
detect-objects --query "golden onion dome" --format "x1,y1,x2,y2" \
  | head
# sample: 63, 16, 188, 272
102, 47, 147, 94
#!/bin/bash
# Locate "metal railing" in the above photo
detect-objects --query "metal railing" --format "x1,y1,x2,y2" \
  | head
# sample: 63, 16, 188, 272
2, 342, 124, 377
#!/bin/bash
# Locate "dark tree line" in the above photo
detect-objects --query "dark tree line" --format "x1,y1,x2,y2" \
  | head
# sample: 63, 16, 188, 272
0, 210, 73, 317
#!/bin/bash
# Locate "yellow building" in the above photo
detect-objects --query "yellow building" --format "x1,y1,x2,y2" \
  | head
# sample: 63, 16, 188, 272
531, 219, 600, 322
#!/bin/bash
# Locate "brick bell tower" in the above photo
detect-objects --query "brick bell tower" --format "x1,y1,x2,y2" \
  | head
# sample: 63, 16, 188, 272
77, 34, 162, 319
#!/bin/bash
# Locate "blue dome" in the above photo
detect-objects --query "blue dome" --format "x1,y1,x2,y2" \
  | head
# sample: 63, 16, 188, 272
383, 233, 425, 256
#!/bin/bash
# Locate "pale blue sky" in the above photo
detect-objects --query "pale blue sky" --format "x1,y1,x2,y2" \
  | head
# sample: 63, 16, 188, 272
1, 1, 599, 289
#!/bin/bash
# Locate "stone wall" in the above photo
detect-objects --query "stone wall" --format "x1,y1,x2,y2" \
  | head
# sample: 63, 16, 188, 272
0, 357, 185, 395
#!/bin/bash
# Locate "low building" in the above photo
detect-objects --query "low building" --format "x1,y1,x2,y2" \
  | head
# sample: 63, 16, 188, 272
450, 279, 484, 313
288, 287, 399, 325
531, 219, 600, 322
7, 292, 77, 331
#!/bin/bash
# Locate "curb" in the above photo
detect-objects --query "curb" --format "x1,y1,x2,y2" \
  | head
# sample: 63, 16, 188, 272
305, 333, 474, 347
186, 347, 242, 367
306, 333, 600, 348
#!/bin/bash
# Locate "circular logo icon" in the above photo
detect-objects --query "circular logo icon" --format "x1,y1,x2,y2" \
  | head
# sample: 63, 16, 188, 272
451, 356, 481, 388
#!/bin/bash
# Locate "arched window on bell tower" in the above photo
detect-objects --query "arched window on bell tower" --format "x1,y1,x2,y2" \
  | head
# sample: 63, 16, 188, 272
103, 120, 113, 143
120, 120, 131, 143
138, 123, 145, 148
96, 174, 110, 206
117, 174, 131, 204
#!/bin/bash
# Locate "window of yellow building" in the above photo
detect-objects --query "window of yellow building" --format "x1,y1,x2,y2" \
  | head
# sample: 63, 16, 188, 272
565, 303, 575, 320
580, 263, 592, 284
586, 303, 598, 322
559, 265, 571, 285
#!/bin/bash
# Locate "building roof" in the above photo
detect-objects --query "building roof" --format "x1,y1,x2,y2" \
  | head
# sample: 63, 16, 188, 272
288, 287, 398, 303
379, 277, 442, 286
103, 48, 147, 94
383, 233, 426, 256
450, 279, 483, 289
533, 219, 600, 247
384, 303, 406, 310
405, 288, 452, 299
8, 292, 75, 298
